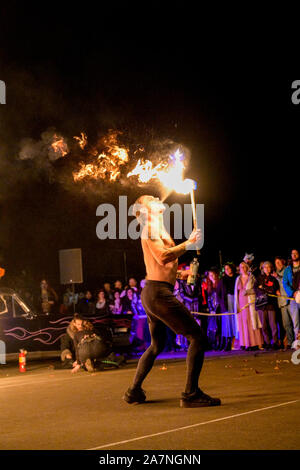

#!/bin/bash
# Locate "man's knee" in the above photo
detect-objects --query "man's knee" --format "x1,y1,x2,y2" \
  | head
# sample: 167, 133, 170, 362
150, 341, 165, 356
187, 328, 206, 349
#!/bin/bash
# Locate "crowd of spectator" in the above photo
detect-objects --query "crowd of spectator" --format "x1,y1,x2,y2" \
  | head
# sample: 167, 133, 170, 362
49, 248, 300, 354
3, 248, 299, 355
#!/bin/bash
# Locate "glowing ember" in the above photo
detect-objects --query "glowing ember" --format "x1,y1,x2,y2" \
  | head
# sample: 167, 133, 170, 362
127, 149, 195, 194
50, 134, 68, 158
73, 132, 87, 149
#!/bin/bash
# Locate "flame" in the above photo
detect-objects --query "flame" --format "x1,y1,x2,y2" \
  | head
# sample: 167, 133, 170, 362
72, 132, 194, 194
127, 149, 195, 194
127, 159, 168, 183
73, 130, 129, 182
51, 134, 68, 157
73, 132, 87, 149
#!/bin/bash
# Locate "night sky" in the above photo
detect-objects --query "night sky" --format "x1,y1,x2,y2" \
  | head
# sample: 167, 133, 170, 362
0, 5, 299, 294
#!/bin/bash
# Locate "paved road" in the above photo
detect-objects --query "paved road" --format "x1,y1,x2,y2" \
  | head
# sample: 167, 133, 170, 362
0, 350, 299, 450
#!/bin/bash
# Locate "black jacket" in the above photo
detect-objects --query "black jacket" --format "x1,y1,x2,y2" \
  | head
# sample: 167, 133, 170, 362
77, 298, 95, 316
255, 274, 279, 309
216, 275, 237, 313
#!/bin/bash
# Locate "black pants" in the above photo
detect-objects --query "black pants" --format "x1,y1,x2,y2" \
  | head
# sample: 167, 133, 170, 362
77, 339, 110, 365
132, 280, 206, 394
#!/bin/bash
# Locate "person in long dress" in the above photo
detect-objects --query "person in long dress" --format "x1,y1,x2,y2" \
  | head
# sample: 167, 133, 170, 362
234, 262, 263, 351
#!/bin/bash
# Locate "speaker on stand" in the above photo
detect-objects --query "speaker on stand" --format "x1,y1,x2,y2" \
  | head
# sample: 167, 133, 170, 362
59, 248, 83, 313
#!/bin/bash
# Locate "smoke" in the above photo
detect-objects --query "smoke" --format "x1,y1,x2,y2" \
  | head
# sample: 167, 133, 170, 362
19, 129, 69, 162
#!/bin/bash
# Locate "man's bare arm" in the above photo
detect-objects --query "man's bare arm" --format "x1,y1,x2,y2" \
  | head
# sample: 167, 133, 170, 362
145, 229, 202, 266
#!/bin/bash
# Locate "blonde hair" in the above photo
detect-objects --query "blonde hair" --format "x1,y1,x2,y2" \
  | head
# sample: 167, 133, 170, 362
239, 261, 250, 274
69, 314, 94, 333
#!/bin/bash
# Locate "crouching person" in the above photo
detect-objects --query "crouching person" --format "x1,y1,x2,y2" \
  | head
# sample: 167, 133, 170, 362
60, 330, 75, 369
70, 314, 113, 373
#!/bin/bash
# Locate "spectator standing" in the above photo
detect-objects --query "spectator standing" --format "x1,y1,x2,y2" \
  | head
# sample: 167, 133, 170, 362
110, 291, 123, 314
200, 274, 209, 310
136, 280, 147, 316
283, 249, 300, 345
62, 286, 78, 314
206, 268, 221, 350
243, 253, 260, 278
173, 279, 189, 350
77, 290, 95, 316
95, 290, 110, 318
128, 277, 138, 291
179, 274, 200, 314
40, 279, 58, 315
255, 261, 280, 349
122, 288, 135, 314
114, 280, 123, 293
216, 263, 238, 351
103, 282, 114, 304
274, 257, 294, 349
234, 262, 263, 351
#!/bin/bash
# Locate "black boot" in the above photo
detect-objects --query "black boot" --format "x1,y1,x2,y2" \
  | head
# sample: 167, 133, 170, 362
123, 387, 146, 404
180, 388, 221, 408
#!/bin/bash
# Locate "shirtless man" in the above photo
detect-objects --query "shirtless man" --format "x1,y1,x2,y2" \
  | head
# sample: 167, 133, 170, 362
123, 195, 221, 408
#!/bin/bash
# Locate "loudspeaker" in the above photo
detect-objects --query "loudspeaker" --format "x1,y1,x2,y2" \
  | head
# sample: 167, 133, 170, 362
59, 248, 83, 284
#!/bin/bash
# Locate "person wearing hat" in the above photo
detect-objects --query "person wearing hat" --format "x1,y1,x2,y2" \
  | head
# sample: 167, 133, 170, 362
243, 253, 260, 278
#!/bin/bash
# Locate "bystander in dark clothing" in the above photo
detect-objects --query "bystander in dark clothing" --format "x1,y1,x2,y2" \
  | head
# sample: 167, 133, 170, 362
103, 283, 114, 304
121, 289, 134, 314
40, 279, 58, 315
274, 258, 292, 347
95, 290, 110, 318
73, 328, 112, 366
77, 291, 95, 316
207, 269, 221, 350
60, 329, 75, 368
255, 263, 280, 349
217, 264, 238, 350
283, 250, 300, 342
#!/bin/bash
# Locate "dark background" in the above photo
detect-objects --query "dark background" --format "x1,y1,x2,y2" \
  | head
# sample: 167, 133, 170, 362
0, 5, 299, 295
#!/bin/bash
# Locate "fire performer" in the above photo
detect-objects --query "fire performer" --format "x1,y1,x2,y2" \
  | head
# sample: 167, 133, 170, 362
123, 195, 221, 408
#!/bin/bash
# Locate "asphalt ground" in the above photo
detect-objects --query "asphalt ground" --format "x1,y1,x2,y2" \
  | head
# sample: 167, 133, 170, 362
0, 350, 299, 450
